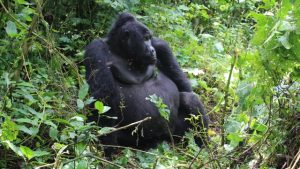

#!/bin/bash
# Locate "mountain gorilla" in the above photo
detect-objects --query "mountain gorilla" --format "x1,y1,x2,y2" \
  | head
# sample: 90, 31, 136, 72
84, 12, 209, 155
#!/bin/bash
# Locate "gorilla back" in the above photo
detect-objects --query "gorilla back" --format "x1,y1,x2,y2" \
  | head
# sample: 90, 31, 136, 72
84, 12, 209, 154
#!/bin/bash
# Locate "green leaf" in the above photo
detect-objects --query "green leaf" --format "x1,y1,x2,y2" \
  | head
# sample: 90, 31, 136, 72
18, 125, 39, 136
95, 101, 111, 114
19, 146, 49, 160
75, 142, 87, 156
1, 119, 18, 141
255, 124, 268, 133
227, 133, 244, 147
49, 127, 58, 140
278, 32, 292, 49
5, 21, 18, 37
53, 143, 66, 150
33, 150, 50, 158
15, 118, 35, 124
3, 141, 23, 157
95, 101, 104, 112
146, 94, 170, 121
77, 99, 84, 109
251, 120, 268, 133
78, 82, 89, 100
20, 146, 35, 160
15, 0, 29, 5
77, 160, 88, 169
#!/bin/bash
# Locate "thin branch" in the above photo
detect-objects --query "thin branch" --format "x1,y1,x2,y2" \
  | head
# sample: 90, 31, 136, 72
221, 52, 238, 146
98, 117, 152, 136
102, 144, 173, 160
289, 148, 300, 169
188, 148, 202, 169
85, 154, 125, 169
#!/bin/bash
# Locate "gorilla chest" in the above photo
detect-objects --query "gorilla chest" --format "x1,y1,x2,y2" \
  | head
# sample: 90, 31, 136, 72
115, 73, 180, 121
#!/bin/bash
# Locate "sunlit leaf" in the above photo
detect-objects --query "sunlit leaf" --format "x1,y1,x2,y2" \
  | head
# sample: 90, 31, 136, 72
1, 119, 18, 141
95, 101, 110, 114
20, 146, 35, 160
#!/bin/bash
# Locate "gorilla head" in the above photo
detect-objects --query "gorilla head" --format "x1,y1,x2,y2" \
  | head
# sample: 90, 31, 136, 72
107, 13, 157, 67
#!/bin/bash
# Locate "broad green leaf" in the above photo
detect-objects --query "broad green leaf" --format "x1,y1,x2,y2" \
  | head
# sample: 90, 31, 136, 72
15, 118, 35, 124
33, 150, 50, 158
20, 146, 34, 160
78, 82, 89, 100
49, 127, 58, 140
5, 21, 18, 37
18, 125, 39, 136
1, 119, 18, 141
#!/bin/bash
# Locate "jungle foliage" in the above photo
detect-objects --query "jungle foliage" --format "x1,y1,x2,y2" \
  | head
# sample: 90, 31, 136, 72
0, 0, 299, 168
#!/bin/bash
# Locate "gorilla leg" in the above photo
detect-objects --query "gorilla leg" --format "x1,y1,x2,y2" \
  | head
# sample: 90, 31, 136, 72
176, 92, 209, 147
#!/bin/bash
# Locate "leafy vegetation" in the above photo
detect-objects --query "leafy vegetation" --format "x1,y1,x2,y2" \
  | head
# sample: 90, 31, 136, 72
0, 0, 299, 168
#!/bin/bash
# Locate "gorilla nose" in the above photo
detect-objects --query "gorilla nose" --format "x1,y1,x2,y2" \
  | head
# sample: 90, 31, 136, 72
150, 47, 156, 56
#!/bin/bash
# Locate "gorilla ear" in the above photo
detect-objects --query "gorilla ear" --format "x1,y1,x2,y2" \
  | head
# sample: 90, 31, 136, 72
115, 12, 135, 28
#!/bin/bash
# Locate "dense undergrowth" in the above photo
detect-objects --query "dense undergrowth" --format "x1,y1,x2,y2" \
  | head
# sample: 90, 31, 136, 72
0, 0, 299, 168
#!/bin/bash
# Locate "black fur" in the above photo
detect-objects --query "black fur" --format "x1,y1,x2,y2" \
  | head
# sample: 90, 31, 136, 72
84, 12, 208, 156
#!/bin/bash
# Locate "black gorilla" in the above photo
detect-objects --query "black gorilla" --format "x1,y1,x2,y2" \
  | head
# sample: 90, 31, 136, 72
84, 12, 208, 154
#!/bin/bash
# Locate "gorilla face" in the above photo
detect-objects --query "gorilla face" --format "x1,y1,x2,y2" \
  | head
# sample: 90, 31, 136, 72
107, 13, 157, 67
121, 21, 157, 66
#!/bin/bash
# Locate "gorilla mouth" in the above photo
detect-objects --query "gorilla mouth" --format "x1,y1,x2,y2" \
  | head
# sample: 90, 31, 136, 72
149, 54, 157, 64
152, 54, 157, 61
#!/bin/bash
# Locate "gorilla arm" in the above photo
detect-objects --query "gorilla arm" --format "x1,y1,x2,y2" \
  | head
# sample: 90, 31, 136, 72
84, 39, 117, 101
151, 38, 192, 92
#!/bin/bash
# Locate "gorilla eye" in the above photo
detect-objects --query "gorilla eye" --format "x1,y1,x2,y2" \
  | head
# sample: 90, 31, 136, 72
144, 34, 152, 41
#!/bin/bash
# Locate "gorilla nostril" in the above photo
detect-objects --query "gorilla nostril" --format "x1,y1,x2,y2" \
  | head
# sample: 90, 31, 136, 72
150, 48, 156, 55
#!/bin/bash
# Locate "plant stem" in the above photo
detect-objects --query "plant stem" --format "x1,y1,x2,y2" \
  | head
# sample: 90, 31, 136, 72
221, 52, 238, 146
